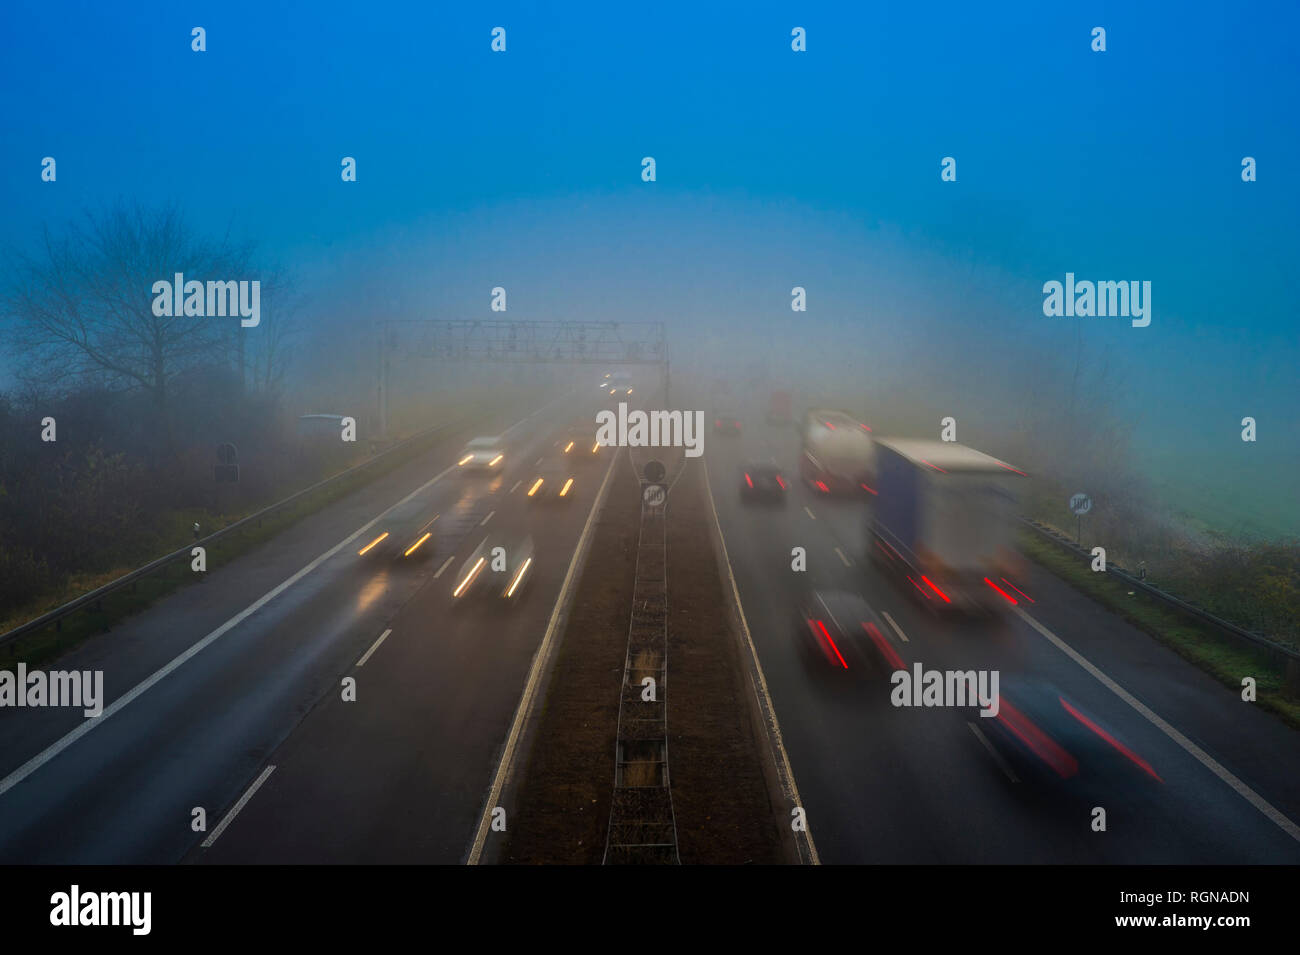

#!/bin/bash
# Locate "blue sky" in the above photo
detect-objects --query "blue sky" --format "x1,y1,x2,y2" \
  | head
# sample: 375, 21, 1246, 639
3, 0, 1298, 533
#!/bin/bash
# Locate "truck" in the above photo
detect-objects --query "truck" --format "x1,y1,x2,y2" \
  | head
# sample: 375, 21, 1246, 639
868, 438, 1025, 612
799, 409, 875, 494
766, 390, 793, 425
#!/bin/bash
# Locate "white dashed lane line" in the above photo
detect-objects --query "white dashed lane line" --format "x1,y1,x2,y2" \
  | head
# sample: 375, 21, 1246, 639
356, 629, 392, 668
967, 722, 1018, 783
882, 611, 909, 643
434, 556, 455, 579
201, 765, 276, 848
479, 510, 495, 527
834, 547, 851, 567
803, 506, 816, 520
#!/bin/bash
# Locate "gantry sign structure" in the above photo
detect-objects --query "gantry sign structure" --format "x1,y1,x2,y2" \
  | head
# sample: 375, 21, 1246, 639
377, 319, 669, 433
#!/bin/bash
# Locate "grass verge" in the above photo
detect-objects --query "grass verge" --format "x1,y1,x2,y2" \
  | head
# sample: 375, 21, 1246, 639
1018, 529, 1300, 729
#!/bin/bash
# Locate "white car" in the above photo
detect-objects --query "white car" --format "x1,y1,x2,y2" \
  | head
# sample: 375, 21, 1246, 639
458, 437, 505, 471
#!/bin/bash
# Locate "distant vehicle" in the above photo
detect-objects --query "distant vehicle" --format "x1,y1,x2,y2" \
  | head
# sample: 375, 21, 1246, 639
799, 409, 874, 493
713, 414, 742, 436
739, 463, 788, 504
765, 390, 793, 426
794, 590, 901, 675
561, 423, 603, 463
451, 534, 535, 603
607, 371, 633, 397
458, 436, 506, 471
979, 677, 1163, 796
356, 501, 438, 561
526, 460, 577, 503
869, 438, 1024, 612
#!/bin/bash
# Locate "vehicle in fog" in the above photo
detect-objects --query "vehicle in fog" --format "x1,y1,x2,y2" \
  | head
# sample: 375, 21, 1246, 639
355, 500, 438, 561
458, 436, 506, 471
980, 677, 1163, 796
739, 463, 788, 504
869, 438, 1023, 612
713, 413, 742, 436
561, 423, 602, 463
799, 409, 874, 493
607, 371, 633, 396
765, 390, 793, 426
451, 533, 536, 603
795, 590, 901, 675
526, 460, 577, 503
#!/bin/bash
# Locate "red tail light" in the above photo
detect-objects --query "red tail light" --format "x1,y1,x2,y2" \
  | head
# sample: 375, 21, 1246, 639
815, 480, 829, 492
745, 473, 753, 488
862, 622, 904, 671
996, 698, 1079, 779
811, 619, 849, 669
1059, 697, 1163, 782
775, 475, 787, 489
921, 575, 952, 604
983, 577, 1018, 605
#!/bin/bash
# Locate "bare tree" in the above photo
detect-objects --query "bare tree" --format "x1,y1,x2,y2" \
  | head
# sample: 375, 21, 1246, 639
2, 201, 257, 416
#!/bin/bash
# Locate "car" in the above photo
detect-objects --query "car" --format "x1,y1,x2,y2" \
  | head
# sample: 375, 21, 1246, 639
355, 500, 439, 561
560, 424, 603, 464
977, 677, 1164, 799
458, 436, 506, 471
713, 415, 742, 436
525, 461, 577, 503
795, 590, 901, 676
451, 534, 536, 603
740, 463, 788, 504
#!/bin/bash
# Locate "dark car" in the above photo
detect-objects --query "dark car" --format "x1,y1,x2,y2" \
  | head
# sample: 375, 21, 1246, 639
451, 534, 536, 604
525, 461, 577, 504
560, 424, 603, 465
355, 499, 438, 562
714, 415, 742, 436
977, 677, 1164, 799
795, 590, 902, 677
740, 464, 788, 504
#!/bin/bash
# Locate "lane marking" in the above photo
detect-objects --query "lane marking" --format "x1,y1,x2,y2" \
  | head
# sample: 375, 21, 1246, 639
479, 510, 495, 527
882, 611, 909, 643
834, 546, 851, 567
704, 459, 820, 865
434, 555, 456, 579
0, 397, 575, 799
356, 629, 392, 668
509, 480, 522, 494
201, 764, 276, 848
1013, 606, 1300, 844
803, 506, 816, 520
967, 722, 1018, 783
468, 449, 621, 865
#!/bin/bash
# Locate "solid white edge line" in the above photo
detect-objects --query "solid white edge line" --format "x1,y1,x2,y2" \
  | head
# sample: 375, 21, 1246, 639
0, 396, 576, 800
356, 629, 393, 668
967, 721, 1018, 783
882, 611, 909, 643
1013, 605, 1300, 843
200, 764, 276, 848
466, 448, 621, 865
703, 458, 820, 865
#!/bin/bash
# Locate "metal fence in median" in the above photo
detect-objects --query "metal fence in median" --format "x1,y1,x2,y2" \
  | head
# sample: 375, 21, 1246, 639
0, 419, 459, 650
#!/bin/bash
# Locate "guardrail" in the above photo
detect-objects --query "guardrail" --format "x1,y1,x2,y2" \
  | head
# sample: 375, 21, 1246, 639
0, 418, 462, 650
1020, 519, 1300, 681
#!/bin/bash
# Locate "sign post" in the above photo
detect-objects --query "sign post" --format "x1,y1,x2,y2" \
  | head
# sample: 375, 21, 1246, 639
1069, 492, 1092, 545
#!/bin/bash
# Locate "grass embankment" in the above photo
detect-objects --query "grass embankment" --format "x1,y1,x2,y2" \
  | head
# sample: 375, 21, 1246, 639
1018, 530, 1300, 730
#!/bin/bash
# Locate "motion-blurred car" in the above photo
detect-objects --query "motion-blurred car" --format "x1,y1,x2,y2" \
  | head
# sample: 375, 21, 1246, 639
561, 424, 603, 464
355, 504, 438, 561
458, 436, 506, 472
525, 461, 577, 504
740, 463, 788, 504
451, 534, 536, 603
795, 590, 902, 676
978, 677, 1163, 797
713, 415, 742, 436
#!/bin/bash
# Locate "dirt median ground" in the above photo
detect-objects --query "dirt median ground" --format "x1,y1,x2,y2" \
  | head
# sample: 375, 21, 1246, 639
501, 449, 788, 864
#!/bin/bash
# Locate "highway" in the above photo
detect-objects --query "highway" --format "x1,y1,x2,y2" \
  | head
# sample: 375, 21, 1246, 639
0, 393, 608, 864
704, 411, 1300, 864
